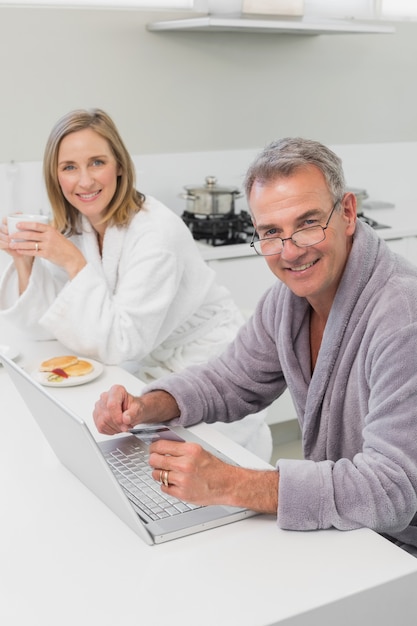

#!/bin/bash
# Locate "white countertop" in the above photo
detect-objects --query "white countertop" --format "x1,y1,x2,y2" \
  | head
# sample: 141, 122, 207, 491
1, 320, 417, 625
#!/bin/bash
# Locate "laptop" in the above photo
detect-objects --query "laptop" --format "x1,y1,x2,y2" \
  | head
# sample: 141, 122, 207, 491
1, 353, 257, 545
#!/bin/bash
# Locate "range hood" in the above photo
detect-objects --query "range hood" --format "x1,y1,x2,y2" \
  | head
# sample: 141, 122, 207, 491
146, 14, 395, 35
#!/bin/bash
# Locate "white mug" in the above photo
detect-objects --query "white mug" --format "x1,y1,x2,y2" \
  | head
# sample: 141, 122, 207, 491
7, 213, 49, 241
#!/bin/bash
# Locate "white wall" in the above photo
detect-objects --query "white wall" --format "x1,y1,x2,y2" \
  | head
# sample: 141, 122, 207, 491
0, 7, 416, 164
1, 6, 416, 256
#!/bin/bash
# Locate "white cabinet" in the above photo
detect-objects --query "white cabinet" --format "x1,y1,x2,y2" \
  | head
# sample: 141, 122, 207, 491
207, 255, 275, 314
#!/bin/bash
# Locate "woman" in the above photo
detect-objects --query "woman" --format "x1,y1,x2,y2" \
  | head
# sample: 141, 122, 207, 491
0, 108, 271, 460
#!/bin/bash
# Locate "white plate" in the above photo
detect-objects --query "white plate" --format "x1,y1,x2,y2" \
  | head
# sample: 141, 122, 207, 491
34, 358, 104, 387
0, 344, 20, 363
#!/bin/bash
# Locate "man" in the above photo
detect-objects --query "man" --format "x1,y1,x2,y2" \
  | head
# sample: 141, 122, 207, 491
93, 138, 417, 555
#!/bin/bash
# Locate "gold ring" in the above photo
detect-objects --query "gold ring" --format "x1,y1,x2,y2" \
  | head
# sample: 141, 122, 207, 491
35, 242, 39, 252
159, 469, 163, 484
162, 470, 170, 487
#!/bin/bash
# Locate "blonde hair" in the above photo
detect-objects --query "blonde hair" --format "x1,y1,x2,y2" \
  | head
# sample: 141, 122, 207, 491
43, 108, 145, 235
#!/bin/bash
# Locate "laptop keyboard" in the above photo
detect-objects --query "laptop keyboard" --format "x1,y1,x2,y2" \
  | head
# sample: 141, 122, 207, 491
104, 438, 202, 521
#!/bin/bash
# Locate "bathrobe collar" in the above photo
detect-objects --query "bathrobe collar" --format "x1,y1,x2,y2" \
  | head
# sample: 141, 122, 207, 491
80, 215, 126, 293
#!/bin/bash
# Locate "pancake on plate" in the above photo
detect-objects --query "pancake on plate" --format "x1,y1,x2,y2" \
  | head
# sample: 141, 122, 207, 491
39, 355, 79, 372
39, 355, 94, 382
63, 359, 94, 377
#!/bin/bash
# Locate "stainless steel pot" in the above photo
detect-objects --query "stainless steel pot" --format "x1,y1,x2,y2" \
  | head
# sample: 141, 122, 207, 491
181, 176, 243, 216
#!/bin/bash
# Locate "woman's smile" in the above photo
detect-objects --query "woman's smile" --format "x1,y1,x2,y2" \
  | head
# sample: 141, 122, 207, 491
77, 190, 102, 202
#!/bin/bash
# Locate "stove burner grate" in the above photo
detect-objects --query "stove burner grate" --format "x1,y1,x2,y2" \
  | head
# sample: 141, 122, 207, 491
183, 209, 391, 246
182, 210, 254, 246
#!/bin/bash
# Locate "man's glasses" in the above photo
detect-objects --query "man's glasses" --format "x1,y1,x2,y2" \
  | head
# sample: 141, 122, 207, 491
250, 201, 340, 257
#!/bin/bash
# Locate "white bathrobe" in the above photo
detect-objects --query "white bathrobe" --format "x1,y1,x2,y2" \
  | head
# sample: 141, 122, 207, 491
0, 196, 271, 460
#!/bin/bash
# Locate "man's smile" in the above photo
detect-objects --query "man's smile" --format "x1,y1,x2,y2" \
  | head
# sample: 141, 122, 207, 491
287, 259, 319, 273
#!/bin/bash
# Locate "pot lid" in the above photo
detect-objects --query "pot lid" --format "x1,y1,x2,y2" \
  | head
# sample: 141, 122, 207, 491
184, 175, 241, 195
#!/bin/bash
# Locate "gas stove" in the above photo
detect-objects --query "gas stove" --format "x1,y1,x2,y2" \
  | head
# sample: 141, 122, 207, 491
182, 208, 390, 247
182, 210, 254, 246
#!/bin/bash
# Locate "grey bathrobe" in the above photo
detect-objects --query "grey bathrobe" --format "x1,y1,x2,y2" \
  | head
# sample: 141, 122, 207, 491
146, 220, 417, 549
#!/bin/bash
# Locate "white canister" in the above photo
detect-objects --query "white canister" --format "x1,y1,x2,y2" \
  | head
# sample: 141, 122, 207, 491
242, 0, 304, 16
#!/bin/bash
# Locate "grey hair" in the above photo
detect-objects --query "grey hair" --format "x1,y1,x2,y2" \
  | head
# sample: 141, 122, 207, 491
244, 137, 345, 206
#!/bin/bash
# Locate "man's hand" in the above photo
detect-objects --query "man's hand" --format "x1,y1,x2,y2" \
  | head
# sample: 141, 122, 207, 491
93, 384, 142, 434
149, 438, 279, 514
93, 386, 181, 435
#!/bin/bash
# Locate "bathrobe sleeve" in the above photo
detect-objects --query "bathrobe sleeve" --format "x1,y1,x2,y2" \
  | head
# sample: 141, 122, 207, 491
277, 307, 417, 536
0, 257, 67, 340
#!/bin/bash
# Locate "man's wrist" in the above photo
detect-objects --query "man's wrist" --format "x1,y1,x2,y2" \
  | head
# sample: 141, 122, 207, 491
140, 390, 181, 423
